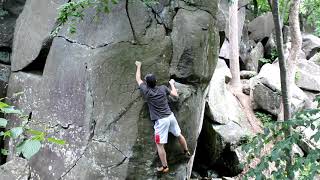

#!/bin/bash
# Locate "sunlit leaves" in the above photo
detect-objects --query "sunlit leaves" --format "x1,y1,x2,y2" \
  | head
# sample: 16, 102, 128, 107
0, 118, 8, 127
242, 97, 320, 179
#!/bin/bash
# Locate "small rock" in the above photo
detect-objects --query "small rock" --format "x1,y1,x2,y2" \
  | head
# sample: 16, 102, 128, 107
240, 71, 257, 79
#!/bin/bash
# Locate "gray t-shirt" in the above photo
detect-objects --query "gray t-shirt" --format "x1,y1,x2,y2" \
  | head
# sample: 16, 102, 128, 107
139, 83, 172, 121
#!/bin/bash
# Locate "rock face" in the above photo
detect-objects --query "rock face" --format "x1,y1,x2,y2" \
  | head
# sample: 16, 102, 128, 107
7, 0, 219, 179
0, 157, 30, 180
11, 0, 67, 71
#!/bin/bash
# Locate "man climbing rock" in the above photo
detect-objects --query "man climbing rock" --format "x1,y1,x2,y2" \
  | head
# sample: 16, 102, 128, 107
135, 61, 191, 173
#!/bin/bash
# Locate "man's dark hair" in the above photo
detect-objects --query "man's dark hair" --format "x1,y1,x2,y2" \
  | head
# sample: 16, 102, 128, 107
145, 74, 157, 88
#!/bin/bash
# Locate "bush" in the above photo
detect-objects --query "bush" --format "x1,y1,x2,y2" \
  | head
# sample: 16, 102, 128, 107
242, 96, 320, 179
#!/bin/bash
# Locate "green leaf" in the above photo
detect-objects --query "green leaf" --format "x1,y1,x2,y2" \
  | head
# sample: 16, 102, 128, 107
1, 149, 8, 155
0, 101, 9, 108
10, 127, 23, 139
27, 129, 44, 136
47, 137, 66, 145
2, 106, 22, 114
0, 118, 7, 127
20, 140, 41, 159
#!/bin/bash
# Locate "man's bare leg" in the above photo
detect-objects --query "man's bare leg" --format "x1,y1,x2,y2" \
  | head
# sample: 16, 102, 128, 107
156, 144, 169, 172
178, 135, 190, 155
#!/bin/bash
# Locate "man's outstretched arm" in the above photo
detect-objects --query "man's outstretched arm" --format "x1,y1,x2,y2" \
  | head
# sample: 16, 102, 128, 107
169, 79, 178, 97
135, 61, 143, 85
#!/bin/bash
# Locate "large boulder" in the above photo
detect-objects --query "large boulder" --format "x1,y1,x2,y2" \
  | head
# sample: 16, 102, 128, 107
296, 60, 320, 92
206, 59, 243, 125
219, 40, 230, 60
0, 157, 30, 180
0, 63, 10, 97
193, 59, 252, 177
217, 0, 249, 40
251, 63, 308, 115
302, 34, 320, 59
247, 12, 274, 41
0, 0, 25, 49
309, 52, 320, 66
245, 42, 264, 72
7, 1, 219, 179
194, 118, 248, 177
11, 0, 67, 71
169, 9, 218, 83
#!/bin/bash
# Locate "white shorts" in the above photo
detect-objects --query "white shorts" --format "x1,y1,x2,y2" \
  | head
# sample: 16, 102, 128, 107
154, 113, 181, 144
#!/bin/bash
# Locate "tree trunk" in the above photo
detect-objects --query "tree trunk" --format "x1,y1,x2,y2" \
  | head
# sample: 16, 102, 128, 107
229, 0, 241, 91
253, 0, 258, 16
269, 0, 291, 121
287, 0, 302, 94
269, 0, 298, 179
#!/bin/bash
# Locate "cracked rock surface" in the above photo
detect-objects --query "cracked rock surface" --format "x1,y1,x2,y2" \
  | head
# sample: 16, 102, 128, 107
0, 157, 30, 180
7, 0, 219, 179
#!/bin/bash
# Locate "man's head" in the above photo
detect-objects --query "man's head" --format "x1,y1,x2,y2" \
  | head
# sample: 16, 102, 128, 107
145, 74, 157, 88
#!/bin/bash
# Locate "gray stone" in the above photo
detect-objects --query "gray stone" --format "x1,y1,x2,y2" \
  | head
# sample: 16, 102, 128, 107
0, 0, 25, 47
296, 60, 320, 92
303, 90, 319, 109
292, 144, 304, 157
251, 63, 307, 115
178, 0, 218, 16
0, 63, 10, 97
241, 79, 250, 95
265, 33, 277, 59
0, 157, 30, 180
246, 42, 264, 72
248, 12, 274, 41
170, 9, 218, 83
7, 0, 219, 179
217, 0, 248, 41
297, 117, 320, 154
302, 34, 320, 59
309, 52, 320, 66
284, 42, 306, 60
0, 50, 10, 64
240, 25, 256, 64
195, 118, 248, 177
240, 70, 257, 79
59, 0, 133, 47
206, 59, 245, 125
0, 12, 16, 48
219, 39, 230, 60
11, 0, 67, 71
2, 0, 26, 16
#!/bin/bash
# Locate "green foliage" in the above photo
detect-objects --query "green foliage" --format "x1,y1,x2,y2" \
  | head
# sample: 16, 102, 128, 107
259, 57, 272, 64
255, 111, 274, 126
242, 97, 320, 179
53, 0, 158, 35
249, 0, 289, 24
0, 118, 7, 127
0, 9, 8, 17
0, 99, 66, 159
301, 0, 320, 36
16, 140, 41, 160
